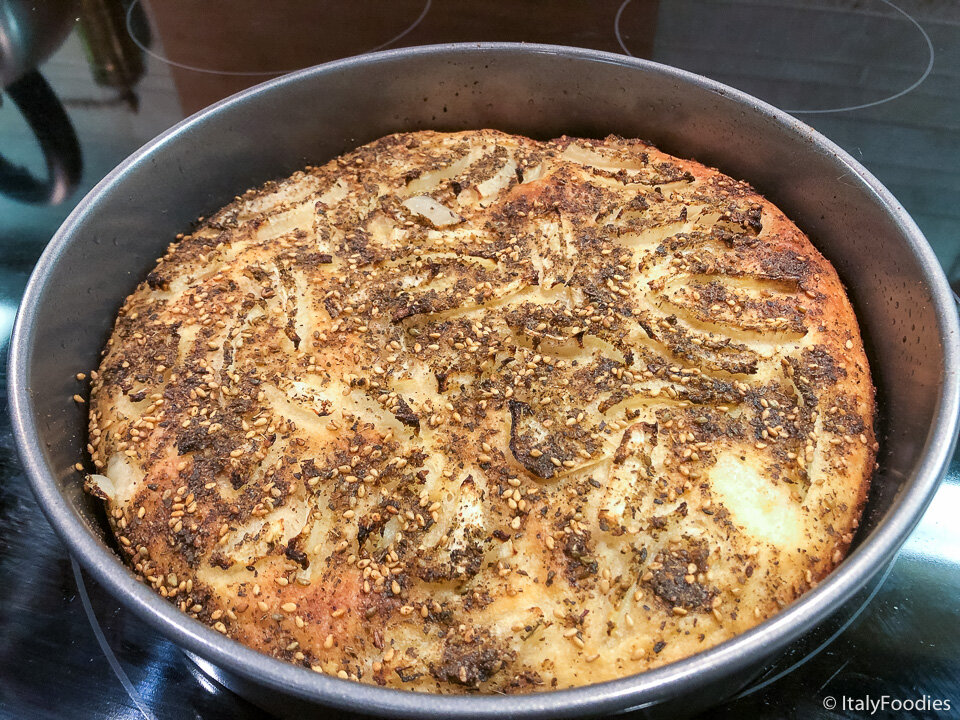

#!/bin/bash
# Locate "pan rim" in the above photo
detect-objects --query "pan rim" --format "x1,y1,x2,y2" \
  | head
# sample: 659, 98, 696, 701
8, 42, 960, 718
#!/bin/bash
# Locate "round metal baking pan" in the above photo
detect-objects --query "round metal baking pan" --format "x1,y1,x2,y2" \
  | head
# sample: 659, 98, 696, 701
8, 43, 960, 718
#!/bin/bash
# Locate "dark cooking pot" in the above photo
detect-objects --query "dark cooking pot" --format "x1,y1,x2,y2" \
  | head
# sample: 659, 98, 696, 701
8, 44, 959, 718
0, 0, 82, 204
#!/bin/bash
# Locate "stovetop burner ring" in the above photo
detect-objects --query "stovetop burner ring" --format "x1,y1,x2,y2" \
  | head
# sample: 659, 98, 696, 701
614, 0, 934, 116
124, 0, 432, 77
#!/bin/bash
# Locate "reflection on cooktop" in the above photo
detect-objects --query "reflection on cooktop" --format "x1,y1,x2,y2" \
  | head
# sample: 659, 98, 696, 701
126, 0, 432, 76
127, 0, 937, 118
124, 0, 656, 113
126, 0, 435, 112
617, 0, 933, 114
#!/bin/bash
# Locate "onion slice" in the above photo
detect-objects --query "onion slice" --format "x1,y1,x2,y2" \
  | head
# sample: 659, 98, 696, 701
402, 195, 463, 227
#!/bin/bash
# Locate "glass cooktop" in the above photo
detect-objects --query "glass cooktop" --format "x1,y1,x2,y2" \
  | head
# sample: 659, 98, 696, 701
1, 1, 958, 717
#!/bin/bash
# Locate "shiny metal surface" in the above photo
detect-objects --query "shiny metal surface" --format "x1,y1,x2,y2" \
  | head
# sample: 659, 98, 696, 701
6, 41, 960, 718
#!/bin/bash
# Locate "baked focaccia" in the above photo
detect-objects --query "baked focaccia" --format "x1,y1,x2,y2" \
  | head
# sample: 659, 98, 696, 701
85, 130, 875, 692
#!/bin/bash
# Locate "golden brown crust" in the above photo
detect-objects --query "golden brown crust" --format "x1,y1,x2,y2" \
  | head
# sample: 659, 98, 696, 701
85, 130, 875, 692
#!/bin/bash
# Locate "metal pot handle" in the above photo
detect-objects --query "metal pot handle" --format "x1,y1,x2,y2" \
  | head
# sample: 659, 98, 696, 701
0, 70, 82, 204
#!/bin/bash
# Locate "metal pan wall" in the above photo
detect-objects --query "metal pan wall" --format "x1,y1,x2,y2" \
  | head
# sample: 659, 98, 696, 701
9, 44, 959, 718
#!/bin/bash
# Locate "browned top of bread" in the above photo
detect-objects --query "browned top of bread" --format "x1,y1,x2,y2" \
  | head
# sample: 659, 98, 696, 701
85, 130, 875, 693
